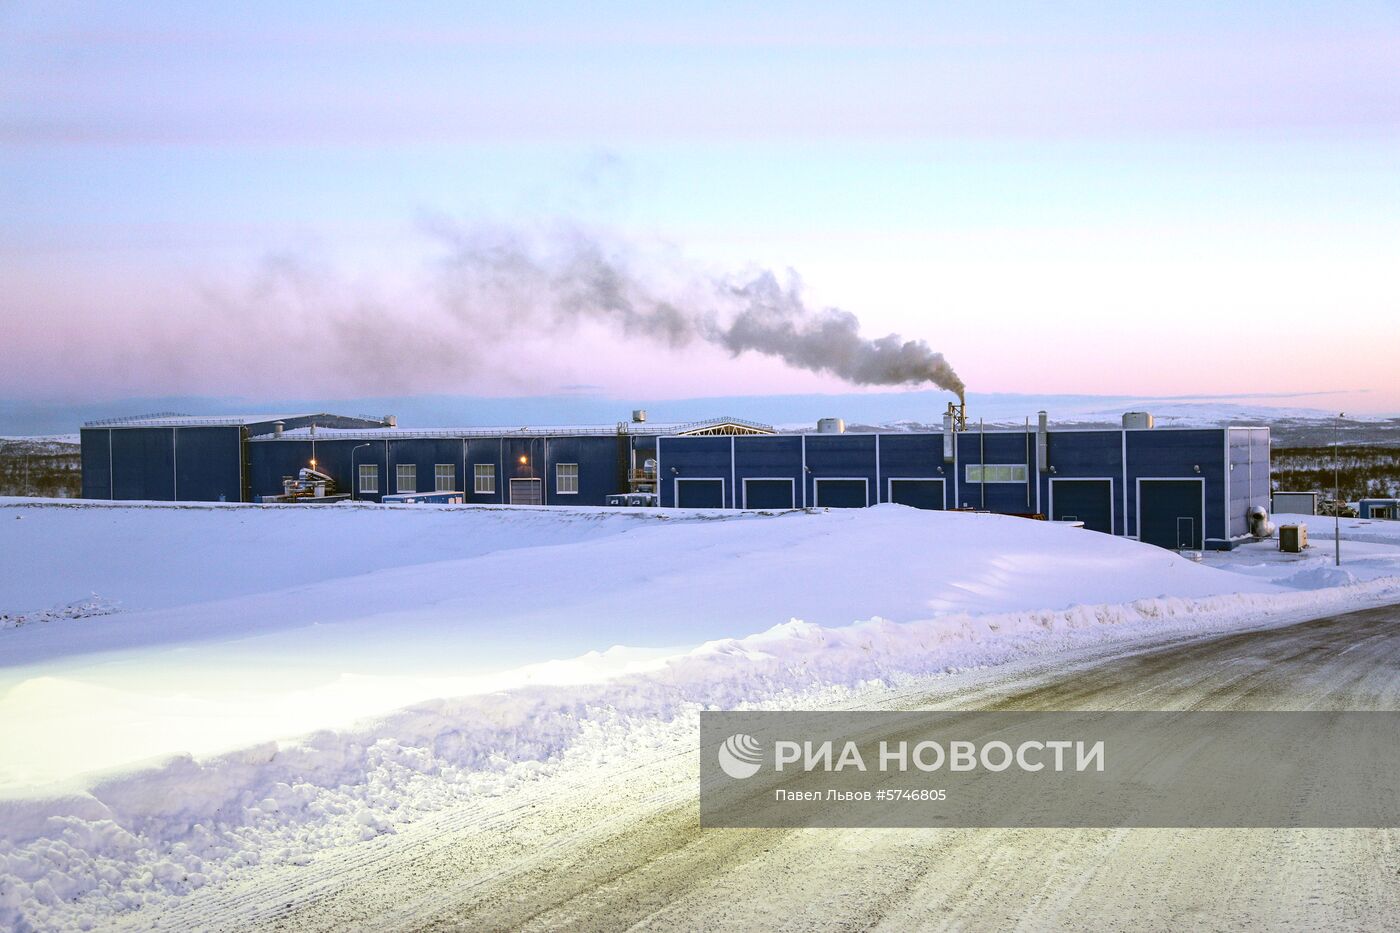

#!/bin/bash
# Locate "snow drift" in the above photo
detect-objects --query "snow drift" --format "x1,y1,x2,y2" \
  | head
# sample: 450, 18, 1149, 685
3, 499, 1400, 930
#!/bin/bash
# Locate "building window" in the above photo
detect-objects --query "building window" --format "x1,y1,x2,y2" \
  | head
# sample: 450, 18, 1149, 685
474, 463, 495, 494
434, 464, 455, 491
556, 463, 579, 494
965, 464, 1028, 484
358, 464, 379, 493
396, 463, 416, 493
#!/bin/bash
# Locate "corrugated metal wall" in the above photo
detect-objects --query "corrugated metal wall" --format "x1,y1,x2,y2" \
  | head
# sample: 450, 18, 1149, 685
82, 420, 1261, 548
1226, 427, 1272, 539
248, 434, 628, 504
1123, 429, 1226, 544
658, 427, 1245, 548
81, 426, 243, 502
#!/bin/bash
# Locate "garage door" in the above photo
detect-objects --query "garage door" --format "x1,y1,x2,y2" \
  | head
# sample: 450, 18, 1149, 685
1139, 480, 1203, 549
1050, 479, 1113, 534
509, 478, 542, 505
889, 479, 945, 510
815, 479, 868, 508
743, 479, 794, 510
676, 479, 725, 508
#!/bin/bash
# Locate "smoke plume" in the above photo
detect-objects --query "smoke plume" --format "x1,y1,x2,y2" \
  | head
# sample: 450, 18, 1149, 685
427, 221, 964, 398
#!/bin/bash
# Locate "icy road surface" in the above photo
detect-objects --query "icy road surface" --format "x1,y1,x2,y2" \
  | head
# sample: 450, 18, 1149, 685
148, 603, 1400, 932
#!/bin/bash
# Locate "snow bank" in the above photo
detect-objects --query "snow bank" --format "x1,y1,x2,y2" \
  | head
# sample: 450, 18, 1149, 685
3, 576, 1400, 931
4, 499, 1400, 930
2, 502, 1284, 788
1205, 513, 1400, 590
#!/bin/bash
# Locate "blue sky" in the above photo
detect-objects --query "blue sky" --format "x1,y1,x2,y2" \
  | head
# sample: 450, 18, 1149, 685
2, 1, 1397, 413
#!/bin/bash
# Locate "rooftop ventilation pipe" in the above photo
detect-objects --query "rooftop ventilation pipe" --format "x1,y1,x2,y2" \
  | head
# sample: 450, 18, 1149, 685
1037, 411, 1049, 472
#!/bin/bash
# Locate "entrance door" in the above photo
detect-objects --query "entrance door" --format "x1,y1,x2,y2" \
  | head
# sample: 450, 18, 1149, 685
509, 478, 543, 505
1176, 517, 1195, 549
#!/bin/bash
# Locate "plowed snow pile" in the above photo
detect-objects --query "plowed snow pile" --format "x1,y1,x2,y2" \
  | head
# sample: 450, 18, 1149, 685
2, 499, 1398, 931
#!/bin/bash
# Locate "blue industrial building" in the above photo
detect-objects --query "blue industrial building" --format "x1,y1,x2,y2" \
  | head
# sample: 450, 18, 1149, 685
656, 419, 1271, 550
80, 412, 389, 503
80, 409, 1272, 550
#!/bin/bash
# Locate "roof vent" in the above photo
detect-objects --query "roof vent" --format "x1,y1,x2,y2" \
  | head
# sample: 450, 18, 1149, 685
632, 409, 647, 423
383, 415, 397, 427
817, 417, 845, 434
1122, 411, 1154, 430
273, 421, 284, 437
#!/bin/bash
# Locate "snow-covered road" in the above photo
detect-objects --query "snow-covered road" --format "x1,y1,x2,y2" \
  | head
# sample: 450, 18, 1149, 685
129, 602, 1400, 931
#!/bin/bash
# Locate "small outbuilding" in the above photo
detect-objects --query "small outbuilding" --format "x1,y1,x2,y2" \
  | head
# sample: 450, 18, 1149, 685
1358, 498, 1400, 520
1272, 491, 1318, 515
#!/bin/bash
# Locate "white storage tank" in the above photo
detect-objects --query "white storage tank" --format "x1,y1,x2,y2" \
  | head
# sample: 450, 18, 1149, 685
817, 418, 845, 434
1122, 411, 1155, 430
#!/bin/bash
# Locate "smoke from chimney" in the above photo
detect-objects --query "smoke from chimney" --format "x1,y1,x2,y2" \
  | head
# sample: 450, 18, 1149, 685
428, 221, 965, 398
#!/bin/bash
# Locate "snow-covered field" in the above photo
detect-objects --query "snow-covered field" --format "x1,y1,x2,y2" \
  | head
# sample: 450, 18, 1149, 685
2, 498, 1399, 930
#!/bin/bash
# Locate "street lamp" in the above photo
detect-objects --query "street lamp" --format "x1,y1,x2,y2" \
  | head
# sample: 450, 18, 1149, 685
350, 443, 371, 501
1335, 412, 1345, 567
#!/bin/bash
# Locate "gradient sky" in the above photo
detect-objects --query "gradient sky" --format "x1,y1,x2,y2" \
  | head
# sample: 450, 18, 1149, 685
2, 1, 1398, 412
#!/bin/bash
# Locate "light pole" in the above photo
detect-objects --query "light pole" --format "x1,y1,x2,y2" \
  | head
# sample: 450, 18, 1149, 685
1334, 412, 1345, 566
350, 443, 371, 501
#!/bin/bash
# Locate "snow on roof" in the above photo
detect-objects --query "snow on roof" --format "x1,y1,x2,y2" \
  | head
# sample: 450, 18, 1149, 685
83, 412, 325, 429
255, 416, 776, 440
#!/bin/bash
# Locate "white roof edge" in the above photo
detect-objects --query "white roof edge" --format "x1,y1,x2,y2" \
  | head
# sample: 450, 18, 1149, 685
251, 415, 777, 441
84, 413, 319, 428
82, 412, 387, 429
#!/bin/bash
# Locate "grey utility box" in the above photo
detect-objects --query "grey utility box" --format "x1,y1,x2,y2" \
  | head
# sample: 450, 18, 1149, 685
1278, 524, 1308, 553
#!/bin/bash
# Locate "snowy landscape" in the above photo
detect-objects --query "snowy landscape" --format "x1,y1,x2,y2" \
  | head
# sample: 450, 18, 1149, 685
3, 497, 1399, 930
6, 3, 1400, 928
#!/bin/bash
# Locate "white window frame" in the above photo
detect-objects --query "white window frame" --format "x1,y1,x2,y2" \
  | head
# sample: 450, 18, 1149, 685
434, 463, 455, 492
358, 463, 379, 494
556, 462, 579, 495
741, 476, 795, 510
396, 463, 416, 494
813, 477, 870, 508
965, 463, 1028, 484
473, 463, 495, 494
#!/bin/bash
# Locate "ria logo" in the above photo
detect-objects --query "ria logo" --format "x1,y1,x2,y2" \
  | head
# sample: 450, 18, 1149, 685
717, 733, 763, 779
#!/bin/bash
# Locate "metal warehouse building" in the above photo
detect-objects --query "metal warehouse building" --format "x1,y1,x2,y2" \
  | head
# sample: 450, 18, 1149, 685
247, 415, 772, 507
656, 417, 1270, 550
80, 412, 390, 502
80, 409, 1271, 550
